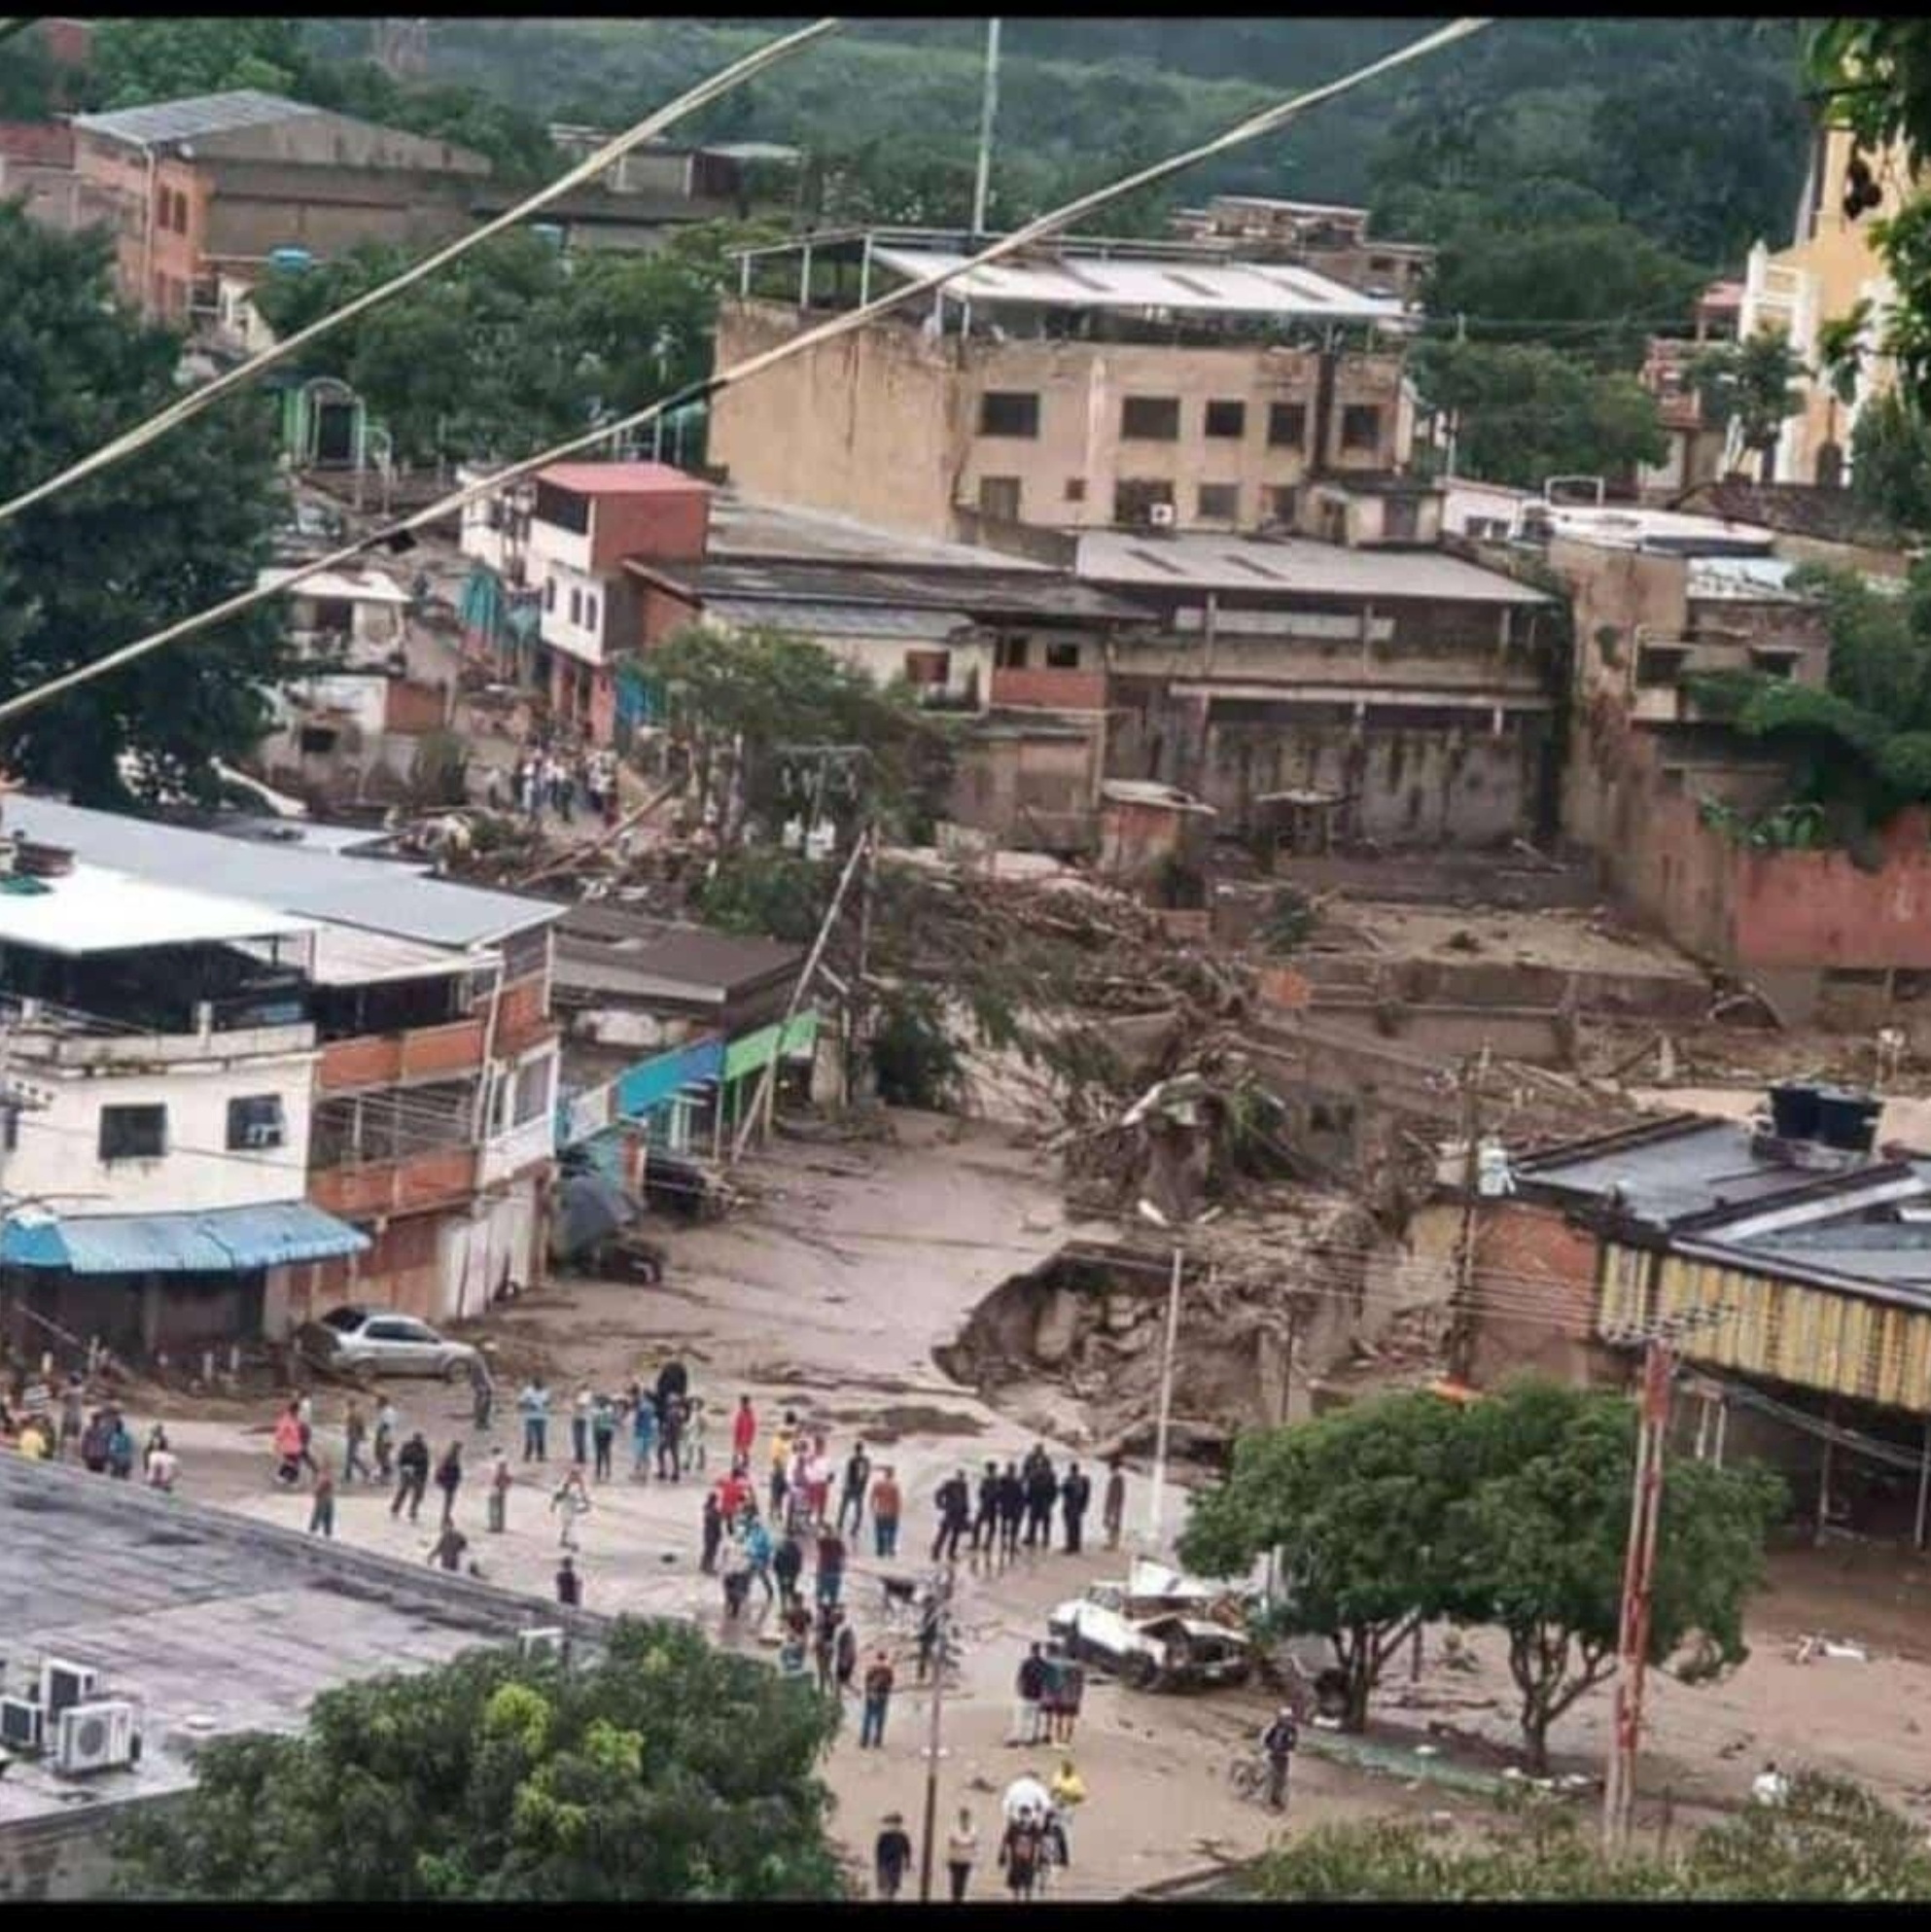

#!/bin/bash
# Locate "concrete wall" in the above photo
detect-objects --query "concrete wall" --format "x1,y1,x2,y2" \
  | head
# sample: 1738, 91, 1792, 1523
1458, 1197, 1628, 1392
949, 726, 1105, 851
201, 162, 477, 261
709, 300, 1411, 544
1731, 808, 1931, 970
73, 136, 202, 317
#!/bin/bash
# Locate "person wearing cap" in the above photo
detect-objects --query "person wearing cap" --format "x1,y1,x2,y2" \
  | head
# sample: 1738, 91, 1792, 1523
874, 1813, 914, 1901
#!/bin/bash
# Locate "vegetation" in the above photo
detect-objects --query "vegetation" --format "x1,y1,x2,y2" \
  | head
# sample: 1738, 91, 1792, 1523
110, 1621, 846, 1900
0, 207, 292, 804
1251, 1771, 1931, 1900
1177, 1382, 1782, 1768
1688, 328, 1809, 482
1851, 391, 1931, 534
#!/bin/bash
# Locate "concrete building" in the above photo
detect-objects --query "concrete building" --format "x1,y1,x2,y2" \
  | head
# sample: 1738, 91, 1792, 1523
1635, 280, 1743, 502
0, 854, 368, 1364
1167, 194, 1436, 304
1732, 123, 1913, 487
68, 89, 492, 324
709, 228, 1415, 546
5, 798, 562, 1327
1077, 530, 1559, 847
0, 1454, 595, 1900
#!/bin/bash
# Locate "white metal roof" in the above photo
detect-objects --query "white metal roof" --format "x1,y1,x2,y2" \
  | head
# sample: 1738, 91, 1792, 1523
1074, 532, 1553, 605
256, 567, 412, 607
0, 863, 312, 956
73, 89, 321, 148
869, 245, 1406, 323
1542, 506, 1780, 553
1686, 556, 1811, 602
304, 924, 484, 988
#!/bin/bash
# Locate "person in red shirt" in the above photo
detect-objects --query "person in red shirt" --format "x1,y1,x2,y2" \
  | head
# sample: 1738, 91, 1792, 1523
717, 1465, 751, 1526
732, 1394, 757, 1463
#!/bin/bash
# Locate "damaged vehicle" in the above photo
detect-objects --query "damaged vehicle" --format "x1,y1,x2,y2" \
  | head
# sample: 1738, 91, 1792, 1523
1046, 1559, 1255, 1692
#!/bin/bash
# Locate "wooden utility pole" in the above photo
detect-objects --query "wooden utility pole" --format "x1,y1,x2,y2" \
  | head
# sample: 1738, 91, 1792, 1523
1446, 1047, 1490, 1383
916, 1563, 955, 1904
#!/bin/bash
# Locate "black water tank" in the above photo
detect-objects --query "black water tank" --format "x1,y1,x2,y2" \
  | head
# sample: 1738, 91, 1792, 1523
1815, 1086, 1881, 1154
1769, 1081, 1822, 1142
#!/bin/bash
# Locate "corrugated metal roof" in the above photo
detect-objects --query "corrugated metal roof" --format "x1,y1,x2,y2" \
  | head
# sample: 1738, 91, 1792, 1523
306, 924, 480, 988
708, 489, 1053, 573
0, 1201, 369, 1274
702, 596, 973, 641
74, 89, 321, 148
1074, 532, 1552, 606
6, 797, 561, 950
871, 244, 1406, 323
256, 566, 412, 607
556, 911, 801, 1000
685, 558, 1145, 623
0, 862, 312, 955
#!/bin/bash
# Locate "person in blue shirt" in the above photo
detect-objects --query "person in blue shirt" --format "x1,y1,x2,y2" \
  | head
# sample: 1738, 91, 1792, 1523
516, 1378, 550, 1463
743, 1512, 776, 1605
630, 1387, 657, 1481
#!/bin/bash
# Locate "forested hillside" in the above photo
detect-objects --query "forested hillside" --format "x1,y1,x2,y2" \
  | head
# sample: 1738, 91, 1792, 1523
301, 17, 1810, 269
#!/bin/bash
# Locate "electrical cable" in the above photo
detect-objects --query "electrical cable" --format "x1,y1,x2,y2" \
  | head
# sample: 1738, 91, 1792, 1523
0, 14, 1492, 732
0, 17, 843, 528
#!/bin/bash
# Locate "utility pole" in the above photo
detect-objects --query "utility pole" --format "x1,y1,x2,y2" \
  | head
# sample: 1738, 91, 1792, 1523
1446, 1047, 1489, 1384
970, 18, 1001, 240
1146, 1241, 1186, 1551
916, 1563, 955, 1904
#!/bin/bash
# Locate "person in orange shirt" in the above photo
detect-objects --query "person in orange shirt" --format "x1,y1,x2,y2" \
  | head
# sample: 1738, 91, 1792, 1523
869, 1464, 902, 1559
272, 1401, 306, 1486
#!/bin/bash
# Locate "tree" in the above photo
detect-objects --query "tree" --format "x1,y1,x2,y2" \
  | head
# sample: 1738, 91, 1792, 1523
110, 1619, 847, 1900
1689, 327, 1809, 481
1249, 1771, 1931, 1901
1411, 341, 1667, 491
1448, 1382, 1782, 1775
0, 207, 293, 805
1177, 1391, 1474, 1733
89, 19, 306, 107
1851, 390, 1931, 532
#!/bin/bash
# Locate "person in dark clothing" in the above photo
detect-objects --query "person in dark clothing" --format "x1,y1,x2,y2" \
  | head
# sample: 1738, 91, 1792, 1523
700, 1491, 724, 1575
657, 1391, 685, 1482
556, 1556, 581, 1607
835, 1617, 859, 1697
1060, 1461, 1092, 1555
392, 1431, 431, 1522
1102, 1457, 1127, 1551
835, 1444, 872, 1536
429, 1522, 469, 1573
970, 1458, 1001, 1556
875, 1813, 914, 1901
860, 1652, 895, 1749
655, 1358, 689, 1417
813, 1605, 841, 1696
816, 1525, 847, 1608
773, 1526, 805, 1607
1261, 1705, 1300, 1811
434, 1441, 464, 1526
916, 1591, 945, 1685
997, 1462, 1026, 1559
931, 1468, 971, 1563
999, 1814, 1044, 1900
591, 1396, 616, 1482
1024, 1457, 1059, 1551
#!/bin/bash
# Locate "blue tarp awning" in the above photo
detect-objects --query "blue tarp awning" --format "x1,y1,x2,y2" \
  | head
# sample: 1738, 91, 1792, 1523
0, 1202, 370, 1275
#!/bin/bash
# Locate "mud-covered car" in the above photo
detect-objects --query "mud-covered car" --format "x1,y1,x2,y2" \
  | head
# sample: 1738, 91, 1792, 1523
1046, 1561, 1254, 1692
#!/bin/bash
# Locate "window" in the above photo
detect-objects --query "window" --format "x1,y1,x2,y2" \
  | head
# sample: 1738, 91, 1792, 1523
227, 1095, 288, 1151
1120, 396, 1180, 440
544, 577, 557, 613
1266, 486, 1299, 526
1113, 478, 1176, 524
1197, 482, 1240, 521
1267, 402, 1309, 448
298, 724, 338, 756
1341, 404, 1383, 452
1204, 399, 1246, 439
995, 634, 1031, 671
1064, 477, 1087, 503
512, 1056, 551, 1126
533, 481, 590, 535
978, 390, 1040, 439
978, 475, 1021, 521
1384, 496, 1421, 543
311, 597, 354, 636
99, 1105, 166, 1163
902, 649, 951, 687
569, 586, 582, 626
584, 593, 600, 634
1044, 640, 1081, 671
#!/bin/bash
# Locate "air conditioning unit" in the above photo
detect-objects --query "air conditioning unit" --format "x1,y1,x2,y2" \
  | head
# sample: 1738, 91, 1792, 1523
53, 1700, 138, 1777
241, 1122, 284, 1150
41, 1659, 99, 1721
518, 1628, 565, 1661
1147, 502, 1177, 530
0, 1697, 45, 1754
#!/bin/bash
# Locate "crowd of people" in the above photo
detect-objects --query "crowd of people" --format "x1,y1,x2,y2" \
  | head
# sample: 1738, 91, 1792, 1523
0, 1364, 180, 1492
490, 743, 623, 827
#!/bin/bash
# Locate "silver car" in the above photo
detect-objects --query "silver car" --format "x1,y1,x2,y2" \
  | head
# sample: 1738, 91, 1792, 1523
308, 1305, 480, 1381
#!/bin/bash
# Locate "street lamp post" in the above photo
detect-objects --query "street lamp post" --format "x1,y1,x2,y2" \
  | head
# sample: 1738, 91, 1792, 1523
1137, 1199, 1220, 1552
916, 1562, 955, 1903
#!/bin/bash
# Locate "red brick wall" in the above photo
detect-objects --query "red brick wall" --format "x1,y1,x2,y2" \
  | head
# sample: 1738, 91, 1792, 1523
589, 486, 711, 573
0, 122, 74, 165
640, 580, 701, 649
1731, 807, 1931, 970
1468, 1199, 1625, 1391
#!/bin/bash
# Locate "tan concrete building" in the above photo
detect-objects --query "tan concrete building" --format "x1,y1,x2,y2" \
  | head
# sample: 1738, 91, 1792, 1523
709, 228, 1415, 547
1168, 194, 1436, 304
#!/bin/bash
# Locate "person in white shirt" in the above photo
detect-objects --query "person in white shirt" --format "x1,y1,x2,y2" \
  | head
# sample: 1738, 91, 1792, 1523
1752, 1760, 1791, 1807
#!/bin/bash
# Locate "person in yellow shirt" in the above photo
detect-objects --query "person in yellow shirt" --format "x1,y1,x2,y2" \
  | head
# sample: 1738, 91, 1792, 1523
768, 1412, 796, 1518
18, 1417, 52, 1460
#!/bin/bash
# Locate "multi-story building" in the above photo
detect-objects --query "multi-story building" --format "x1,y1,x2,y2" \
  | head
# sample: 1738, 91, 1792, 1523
67, 89, 493, 325
7, 798, 562, 1327
1732, 123, 1914, 486
1168, 195, 1436, 304
709, 228, 1415, 546
1635, 280, 1743, 502
0, 849, 367, 1362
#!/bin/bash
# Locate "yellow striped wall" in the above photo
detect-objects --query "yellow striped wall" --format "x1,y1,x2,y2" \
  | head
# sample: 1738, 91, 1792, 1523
1599, 1241, 1931, 1415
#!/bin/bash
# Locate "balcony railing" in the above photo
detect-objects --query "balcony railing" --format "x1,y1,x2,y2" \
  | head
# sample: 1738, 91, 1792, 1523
477, 1111, 555, 1188
310, 1145, 478, 1219
317, 1017, 487, 1091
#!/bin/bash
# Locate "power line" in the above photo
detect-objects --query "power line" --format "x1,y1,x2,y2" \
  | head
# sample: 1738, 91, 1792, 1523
0, 14, 1493, 732
0, 18, 842, 528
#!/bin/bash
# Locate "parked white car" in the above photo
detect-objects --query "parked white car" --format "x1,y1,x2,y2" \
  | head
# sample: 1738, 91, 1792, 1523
303, 1305, 480, 1381
1046, 1560, 1254, 1692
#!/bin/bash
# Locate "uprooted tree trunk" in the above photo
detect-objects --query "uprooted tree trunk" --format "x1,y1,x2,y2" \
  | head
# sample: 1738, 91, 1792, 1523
1506, 1622, 1616, 1775
1329, 1612, 1425, 1734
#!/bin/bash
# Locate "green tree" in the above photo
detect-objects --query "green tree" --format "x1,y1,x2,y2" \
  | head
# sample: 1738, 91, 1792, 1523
0, 207, 292, 804
1412, 340, 1667, 490
111, 1620, 846, 1900
90, 18, 306, 106
1689, 327, 1809, 481
1851, 391, 1931, 532
1449, 1381, 1782, 1774
1250, 1771, 1931, 1901
1177, 1390, 1474, 1733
